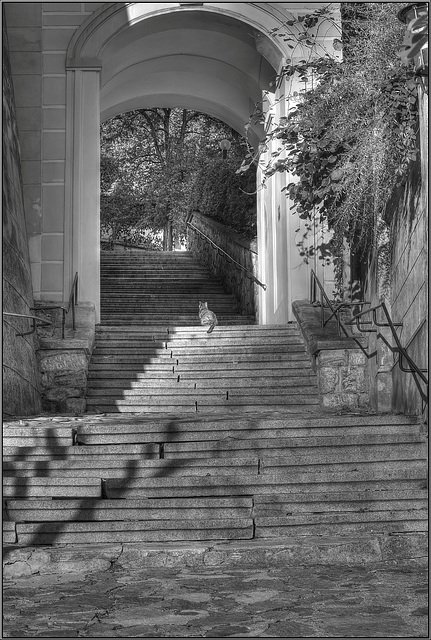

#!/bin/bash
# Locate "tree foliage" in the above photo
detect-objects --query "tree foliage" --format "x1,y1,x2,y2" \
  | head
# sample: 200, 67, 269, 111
100, 108, 256, 249
240, 2, 421, 295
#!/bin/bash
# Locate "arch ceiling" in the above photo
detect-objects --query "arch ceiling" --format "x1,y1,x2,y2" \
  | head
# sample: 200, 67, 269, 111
68, 3, 287, 145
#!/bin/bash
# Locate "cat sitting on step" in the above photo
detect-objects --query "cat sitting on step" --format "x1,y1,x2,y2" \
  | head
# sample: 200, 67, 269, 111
198, 301, 218, 334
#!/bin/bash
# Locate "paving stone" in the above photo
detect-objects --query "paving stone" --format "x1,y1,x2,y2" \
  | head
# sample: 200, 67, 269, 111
2, 563, 428, 638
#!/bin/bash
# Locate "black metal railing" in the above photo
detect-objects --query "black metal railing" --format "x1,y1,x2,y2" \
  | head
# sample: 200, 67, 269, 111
310, 269, 370, 338
2, 312, 53, 337
187, 221, 267, 290
31, 272, 79, 339
310, 269, 428, 405
346, 302, 428, 386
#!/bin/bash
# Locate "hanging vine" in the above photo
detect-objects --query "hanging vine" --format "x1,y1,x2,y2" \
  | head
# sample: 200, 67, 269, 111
240, 2, 421, 297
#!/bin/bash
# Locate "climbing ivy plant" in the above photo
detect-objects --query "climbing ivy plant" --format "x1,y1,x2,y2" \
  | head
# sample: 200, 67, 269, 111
241, 2, 420, 297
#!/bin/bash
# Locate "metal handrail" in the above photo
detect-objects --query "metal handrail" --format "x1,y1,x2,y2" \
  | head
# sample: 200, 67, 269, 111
345, 302, 428, 385
31, 272, 79, 339
309, 269, 370, 338
187, 221, 267, 290
310, 269, 428, 403
3, 312, 53, 337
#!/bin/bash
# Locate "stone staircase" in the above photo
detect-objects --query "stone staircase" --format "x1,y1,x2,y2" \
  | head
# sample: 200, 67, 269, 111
88, 249, 319, 413
99, 249, 255, 326
2, 413, 428, 546
2, 250, 428, 553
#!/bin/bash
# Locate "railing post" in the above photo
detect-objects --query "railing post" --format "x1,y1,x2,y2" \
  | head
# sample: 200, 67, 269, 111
62, 309, 66, 339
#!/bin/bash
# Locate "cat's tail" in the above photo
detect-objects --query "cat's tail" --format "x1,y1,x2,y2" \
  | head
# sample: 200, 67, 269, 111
207, 322, 216, 334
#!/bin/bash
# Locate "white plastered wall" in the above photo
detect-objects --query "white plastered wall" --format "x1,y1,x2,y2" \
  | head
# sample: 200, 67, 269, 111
8, 2, 340, 323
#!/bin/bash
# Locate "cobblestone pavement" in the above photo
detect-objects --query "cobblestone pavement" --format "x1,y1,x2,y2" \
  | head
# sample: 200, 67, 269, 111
2, 562, 428, 638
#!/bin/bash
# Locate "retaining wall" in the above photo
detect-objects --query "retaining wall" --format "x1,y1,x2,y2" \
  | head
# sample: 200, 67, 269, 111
3, 12, 41, 416
187, 211, 258, 318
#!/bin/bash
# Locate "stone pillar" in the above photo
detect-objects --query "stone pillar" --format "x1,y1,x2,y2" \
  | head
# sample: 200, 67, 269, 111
65, 65, 101, 322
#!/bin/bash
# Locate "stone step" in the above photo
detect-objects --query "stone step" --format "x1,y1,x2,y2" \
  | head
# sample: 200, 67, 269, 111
93, 336, 305, 347
91, 346, 308, 357
87, 369, 316, 380
254, 511, 427, 538
5, 497, 253, 521
5, 500, 426, 545
3, 444, 425, 477
3, 457, 259, 477
76, 412, 422, 432
100, 307, 238, 314
3, 466, 426, 500
88, 353, 311, 365
104, 468, 426, 499
3, 443, 160, 459
95, 324, 300, 335
2, 477, 102, 498
85, 393, 320, 407
6, 490, 427, 522
99, 316, 256, 325
11, 519, 254, 545
253, 490, 428, 515
84, 403, 320, 414
4, 432, 423, 460
72, 415, 423, 445
85, 387, 318, 399
86, 376, 317, 388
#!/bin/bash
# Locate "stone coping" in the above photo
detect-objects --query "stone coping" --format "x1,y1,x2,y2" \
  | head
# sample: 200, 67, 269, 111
35, 301, 96, 354
3, 535, 427, 578
292, 299, 367, 356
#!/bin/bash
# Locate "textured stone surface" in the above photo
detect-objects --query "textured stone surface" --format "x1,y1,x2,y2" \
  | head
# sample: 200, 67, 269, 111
187, 211, 258, 318
292, 301, 371, 410
2, 16, 41, 417
34, 302, 95, 413
2, 561, 428, 638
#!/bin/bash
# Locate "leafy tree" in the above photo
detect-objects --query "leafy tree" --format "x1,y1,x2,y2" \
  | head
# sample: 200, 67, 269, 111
100, 109, 256, 249
240, 2, 420, 296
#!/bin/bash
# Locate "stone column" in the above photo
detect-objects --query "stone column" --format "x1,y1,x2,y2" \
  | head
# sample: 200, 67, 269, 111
65, 64, 101, 322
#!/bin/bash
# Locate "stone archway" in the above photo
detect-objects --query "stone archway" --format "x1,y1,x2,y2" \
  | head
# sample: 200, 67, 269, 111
65, 2, 334, 323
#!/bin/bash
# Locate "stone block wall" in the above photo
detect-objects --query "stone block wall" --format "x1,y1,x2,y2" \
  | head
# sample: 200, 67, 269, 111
365, 93, 428, 416
317, 349, 369, 410
292, 300, 370, 411
187, 211, 258, 318
35, 302, 96, 414
3, 11, 41, 416
389, 130, 428, 415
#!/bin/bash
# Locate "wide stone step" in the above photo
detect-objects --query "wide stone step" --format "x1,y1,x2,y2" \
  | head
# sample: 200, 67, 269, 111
86, 376, 317, 388
3, 466, 426, 501
91, 346, 308, 357
88, 353, 311, 366
5, 497, 253, 521
103, 468, 426, 499
3, 456, 259, 477
85, 389, 319, 402
3, 444, 425, 477
99, 316, 255, 325
2, 477, 102, 498
253, 489, 428, 515
10, 519, 254, 545
92, 336, 305, 348
76, 414, 422, 440
85, 393, 320, 406
95, 325, 300, 336
87, 369, 316, 381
